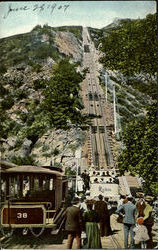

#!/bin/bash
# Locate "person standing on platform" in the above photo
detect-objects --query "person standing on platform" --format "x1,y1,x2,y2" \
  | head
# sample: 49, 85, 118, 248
133, 217, 149, 249
116, 196, 136, 249
143, 196, 154, 249
94, 194, 109, 237
65, 197, 82, 249
123, 195, 129, 204
104, 197, 112, 235
80, 196, 87, 213
83, 203, 102, 249
117, 195, 126, 208
104, 197, 112, 211
136, 193, 146, 217
81, 170, 90, 191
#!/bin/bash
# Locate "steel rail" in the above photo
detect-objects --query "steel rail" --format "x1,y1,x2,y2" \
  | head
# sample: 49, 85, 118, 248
82, 27, 115, 170
88, 36, 112, 169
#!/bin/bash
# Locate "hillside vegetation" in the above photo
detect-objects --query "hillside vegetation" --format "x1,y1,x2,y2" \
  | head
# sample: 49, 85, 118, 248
100, 14, 156, 78
118, 102, 157, 196
89, 13, 157, 196
89, 13, 156, 99
89, 13, 156, 126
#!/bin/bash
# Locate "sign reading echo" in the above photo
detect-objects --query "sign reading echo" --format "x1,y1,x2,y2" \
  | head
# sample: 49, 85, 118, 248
90, 183, 119, 199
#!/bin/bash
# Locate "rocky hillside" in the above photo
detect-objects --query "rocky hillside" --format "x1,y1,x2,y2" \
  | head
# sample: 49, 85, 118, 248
0, 25, 83, 73
0, 25, 85, 171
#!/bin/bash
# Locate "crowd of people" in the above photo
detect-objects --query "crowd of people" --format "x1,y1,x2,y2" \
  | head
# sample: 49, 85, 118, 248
64, 194, 112, 249
116, 193, 154, 249
64, 193, 155, 249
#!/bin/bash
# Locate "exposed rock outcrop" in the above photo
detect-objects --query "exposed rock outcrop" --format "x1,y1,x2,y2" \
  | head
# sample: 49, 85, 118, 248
56, 31, 82, 62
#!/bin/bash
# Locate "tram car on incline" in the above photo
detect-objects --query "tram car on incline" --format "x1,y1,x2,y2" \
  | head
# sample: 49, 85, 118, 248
0, 162, 68, 237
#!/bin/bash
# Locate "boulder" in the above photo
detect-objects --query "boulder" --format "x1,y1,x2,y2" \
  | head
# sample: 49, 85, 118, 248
20, 138, 32, 157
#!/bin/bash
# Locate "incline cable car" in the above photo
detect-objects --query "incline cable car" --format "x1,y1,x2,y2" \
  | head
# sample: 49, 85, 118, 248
0, 163, 68, 237
84, 44, 90, 53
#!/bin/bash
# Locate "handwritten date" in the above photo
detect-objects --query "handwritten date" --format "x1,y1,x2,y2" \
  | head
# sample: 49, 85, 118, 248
3, 3, 70, 19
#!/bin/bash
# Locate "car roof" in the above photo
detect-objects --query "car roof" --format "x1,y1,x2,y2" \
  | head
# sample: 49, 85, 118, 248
5, 165, 64, 176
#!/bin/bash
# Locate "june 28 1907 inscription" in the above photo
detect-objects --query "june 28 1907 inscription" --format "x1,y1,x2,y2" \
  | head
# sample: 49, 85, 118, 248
3, 3, 70, 19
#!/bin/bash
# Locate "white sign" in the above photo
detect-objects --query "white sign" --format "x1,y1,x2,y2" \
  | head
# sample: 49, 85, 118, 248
90, 183, 119, 198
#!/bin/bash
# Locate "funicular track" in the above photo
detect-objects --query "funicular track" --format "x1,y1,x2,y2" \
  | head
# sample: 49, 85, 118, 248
82, 27, 114, 170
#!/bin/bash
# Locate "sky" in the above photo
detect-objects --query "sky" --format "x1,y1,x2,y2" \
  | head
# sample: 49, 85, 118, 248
0, 1, 156, 39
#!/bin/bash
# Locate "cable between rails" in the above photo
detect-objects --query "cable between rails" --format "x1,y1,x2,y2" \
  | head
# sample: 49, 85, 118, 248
30, 227, 45, 237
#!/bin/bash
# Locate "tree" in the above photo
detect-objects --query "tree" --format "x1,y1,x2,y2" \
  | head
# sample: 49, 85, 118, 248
100, 14, 157, 78
42, 59, 86, 129
117, 102, 157, 196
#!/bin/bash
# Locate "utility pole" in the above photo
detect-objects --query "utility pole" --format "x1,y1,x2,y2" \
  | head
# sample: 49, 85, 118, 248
113, 83, 117, 135
75, 158, 79, 194
104, 72, 108, 102
75, 148, 81, 196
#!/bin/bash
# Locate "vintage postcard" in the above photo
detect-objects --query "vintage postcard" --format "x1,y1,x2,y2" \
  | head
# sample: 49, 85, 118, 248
0, 1, 157, 249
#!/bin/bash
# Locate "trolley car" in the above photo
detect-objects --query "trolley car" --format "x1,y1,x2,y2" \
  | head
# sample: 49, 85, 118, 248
0, 162, 68, 237
84, 44, 90, 53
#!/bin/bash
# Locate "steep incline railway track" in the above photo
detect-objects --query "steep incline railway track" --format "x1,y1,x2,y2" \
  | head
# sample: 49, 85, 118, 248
82, 27, 114, 170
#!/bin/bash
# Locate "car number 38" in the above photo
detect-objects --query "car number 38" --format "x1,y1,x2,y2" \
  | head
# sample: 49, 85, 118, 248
17, 213, 28, 219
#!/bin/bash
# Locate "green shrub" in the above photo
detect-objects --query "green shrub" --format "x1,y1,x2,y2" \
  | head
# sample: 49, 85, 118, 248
0, 63, 7, 74
15, 89, 28, 100
34, 141, 43, 148
65, 167, 76, 176
15, 139, 23, 150
42, 144, 50, 152
1, 96, 14, 110
31, 63, 42, 73
11, 155, 36, 165
19, 113, 28, 123
42, 152, 51, 158
0, 82, 9, 96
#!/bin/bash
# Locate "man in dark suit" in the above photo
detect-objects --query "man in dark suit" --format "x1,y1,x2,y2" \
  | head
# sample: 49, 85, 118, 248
94, 194, 109, 237
65, 197, 82, 249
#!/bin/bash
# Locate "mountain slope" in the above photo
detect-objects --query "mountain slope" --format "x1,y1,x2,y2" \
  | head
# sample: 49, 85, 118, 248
0, 24, 83, 73
0, 25, 86, 169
